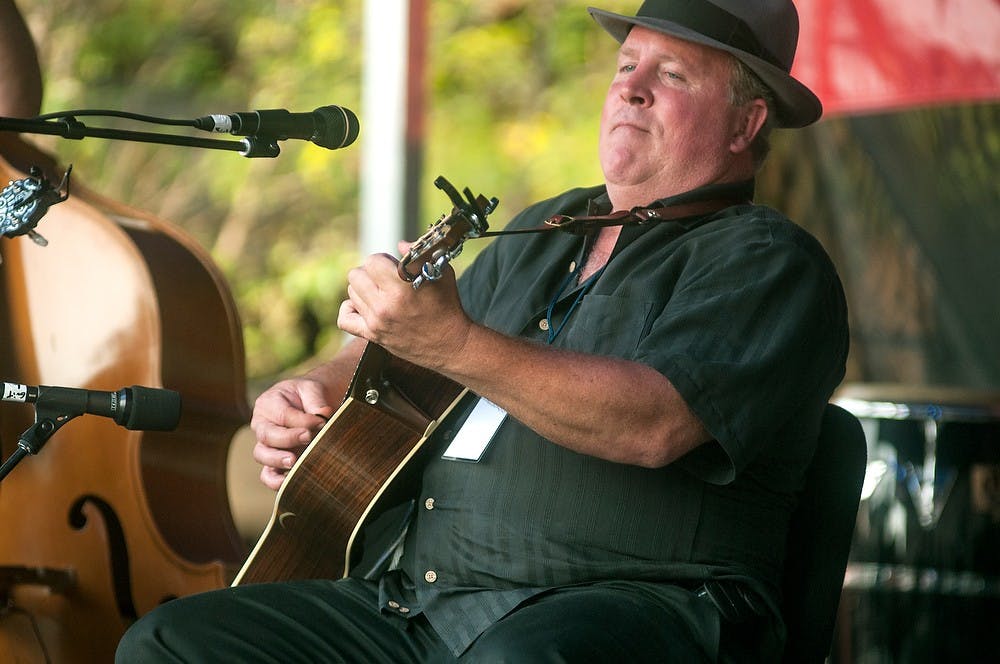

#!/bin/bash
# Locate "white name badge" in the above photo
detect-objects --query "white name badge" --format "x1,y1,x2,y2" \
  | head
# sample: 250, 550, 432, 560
441, 397, 507, 462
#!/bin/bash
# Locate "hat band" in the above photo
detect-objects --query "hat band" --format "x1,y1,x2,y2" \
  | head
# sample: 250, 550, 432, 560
636, 0, 784, 71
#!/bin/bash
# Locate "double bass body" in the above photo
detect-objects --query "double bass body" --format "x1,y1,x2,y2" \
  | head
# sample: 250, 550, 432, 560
0, 138, 249, 662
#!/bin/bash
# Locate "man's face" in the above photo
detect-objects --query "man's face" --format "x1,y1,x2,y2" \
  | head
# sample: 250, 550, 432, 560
599, 26, 748, 200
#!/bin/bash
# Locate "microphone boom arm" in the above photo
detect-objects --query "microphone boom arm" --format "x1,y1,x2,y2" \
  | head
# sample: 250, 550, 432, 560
0, 115, 280, 158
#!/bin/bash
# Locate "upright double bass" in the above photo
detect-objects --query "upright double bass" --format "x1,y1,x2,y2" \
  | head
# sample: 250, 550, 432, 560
0, 135, 249, 662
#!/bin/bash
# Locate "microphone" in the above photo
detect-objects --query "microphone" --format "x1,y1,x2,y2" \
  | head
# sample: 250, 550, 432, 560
1, 382, 182, 431
193, 105, 360, 150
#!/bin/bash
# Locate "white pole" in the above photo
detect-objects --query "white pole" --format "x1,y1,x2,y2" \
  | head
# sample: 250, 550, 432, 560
360, 0, 409, 256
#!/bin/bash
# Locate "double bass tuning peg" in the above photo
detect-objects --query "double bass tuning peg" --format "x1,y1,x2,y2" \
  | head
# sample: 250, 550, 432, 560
0, 164, 73, 254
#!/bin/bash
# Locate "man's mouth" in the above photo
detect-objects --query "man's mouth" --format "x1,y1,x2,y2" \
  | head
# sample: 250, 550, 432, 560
612, 118, 649, 133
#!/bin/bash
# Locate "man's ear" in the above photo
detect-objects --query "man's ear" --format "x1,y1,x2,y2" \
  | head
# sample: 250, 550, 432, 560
730, 99, 768, 154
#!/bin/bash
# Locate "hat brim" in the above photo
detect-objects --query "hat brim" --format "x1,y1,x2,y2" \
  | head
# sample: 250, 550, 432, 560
588, 7, 822, 128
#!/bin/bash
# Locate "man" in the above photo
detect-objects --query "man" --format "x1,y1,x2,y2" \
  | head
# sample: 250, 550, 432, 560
117, 1, 848, 661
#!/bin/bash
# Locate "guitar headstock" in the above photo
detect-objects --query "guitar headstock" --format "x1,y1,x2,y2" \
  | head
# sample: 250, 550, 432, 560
397, 176, 498, 289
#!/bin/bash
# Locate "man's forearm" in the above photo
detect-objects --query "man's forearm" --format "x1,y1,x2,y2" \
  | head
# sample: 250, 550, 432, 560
436, 323, 710, 468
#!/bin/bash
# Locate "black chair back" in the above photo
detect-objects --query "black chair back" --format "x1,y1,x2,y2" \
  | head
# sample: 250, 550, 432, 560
780, 403, 867, 663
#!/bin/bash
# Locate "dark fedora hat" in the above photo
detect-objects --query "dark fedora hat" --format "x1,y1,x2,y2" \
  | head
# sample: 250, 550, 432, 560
589, 0, 822, 127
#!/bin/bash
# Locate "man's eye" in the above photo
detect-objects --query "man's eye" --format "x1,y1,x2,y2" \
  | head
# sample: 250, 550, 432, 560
665, 71, 685, 81
619, 63, 636, 73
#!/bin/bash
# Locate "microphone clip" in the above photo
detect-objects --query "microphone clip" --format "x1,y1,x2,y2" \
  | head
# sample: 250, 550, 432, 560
238, 135, 281, 159
0, 407, 77, 484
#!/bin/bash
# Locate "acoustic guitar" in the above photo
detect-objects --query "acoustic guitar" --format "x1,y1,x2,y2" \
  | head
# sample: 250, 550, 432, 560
233, 177, 497, 585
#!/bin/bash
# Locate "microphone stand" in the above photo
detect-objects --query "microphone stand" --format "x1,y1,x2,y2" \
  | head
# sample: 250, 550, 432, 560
0, 108, 277, 599
1, 108, 267, 476
0, 406, 76, 483
0, 110, 283, 246
0, 114, 282, 157
0, 406, 80, 601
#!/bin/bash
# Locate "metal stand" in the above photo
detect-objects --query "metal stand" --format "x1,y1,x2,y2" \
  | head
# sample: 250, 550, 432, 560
0, 412, 74, 483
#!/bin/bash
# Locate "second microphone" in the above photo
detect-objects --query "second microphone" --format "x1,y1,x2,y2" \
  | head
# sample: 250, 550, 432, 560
194, 105, 360, 151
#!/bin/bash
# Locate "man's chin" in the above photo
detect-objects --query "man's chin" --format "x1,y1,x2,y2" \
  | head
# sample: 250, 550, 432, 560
600, 159, 655, 189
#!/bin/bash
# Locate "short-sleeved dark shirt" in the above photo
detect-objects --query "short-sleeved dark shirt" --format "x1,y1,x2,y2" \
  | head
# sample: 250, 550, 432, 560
368, 184, 849, 657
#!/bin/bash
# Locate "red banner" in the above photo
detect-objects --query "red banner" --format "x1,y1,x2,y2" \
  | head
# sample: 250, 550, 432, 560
793, 0, 1000, 117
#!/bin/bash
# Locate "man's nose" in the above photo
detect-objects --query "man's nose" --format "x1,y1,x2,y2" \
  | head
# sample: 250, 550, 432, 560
619, 68, 653, 106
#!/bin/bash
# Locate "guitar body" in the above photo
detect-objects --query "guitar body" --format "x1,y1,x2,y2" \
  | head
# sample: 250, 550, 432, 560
234, 343, 468, 584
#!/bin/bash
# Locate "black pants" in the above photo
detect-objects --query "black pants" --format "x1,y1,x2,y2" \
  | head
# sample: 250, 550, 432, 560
116, 577, 718, 663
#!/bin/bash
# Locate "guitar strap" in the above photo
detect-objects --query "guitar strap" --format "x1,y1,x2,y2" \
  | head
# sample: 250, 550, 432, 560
477, 179, 755, 238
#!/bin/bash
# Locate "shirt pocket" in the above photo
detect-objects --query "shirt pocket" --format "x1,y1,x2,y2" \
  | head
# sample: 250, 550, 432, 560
557, 294, 659, 359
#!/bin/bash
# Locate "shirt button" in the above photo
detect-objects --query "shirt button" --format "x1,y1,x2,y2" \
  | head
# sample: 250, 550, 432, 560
424, 570, 438, 583
388, 600, 400, 609
538, 318, 550, 331
399, 607, 410, 614
568, 260, 577, 272
424, 497, 435, 510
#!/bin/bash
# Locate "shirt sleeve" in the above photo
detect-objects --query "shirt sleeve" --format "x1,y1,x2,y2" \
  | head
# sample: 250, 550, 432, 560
635, 214, 848, 483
